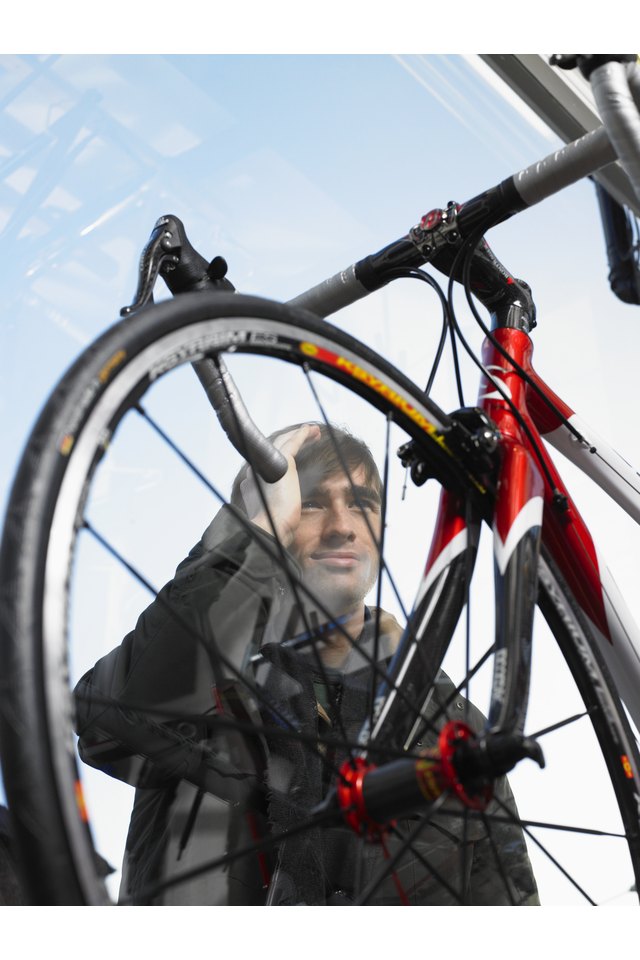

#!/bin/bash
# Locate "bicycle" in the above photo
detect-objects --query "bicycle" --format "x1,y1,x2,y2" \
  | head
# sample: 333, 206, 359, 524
2, 53, 640, 905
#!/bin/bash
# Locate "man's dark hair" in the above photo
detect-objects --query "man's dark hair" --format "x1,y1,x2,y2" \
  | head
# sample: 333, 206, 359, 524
230, 422, 382, 513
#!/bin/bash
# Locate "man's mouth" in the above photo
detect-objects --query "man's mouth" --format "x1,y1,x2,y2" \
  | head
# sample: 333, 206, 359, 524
310, 551, 360, 568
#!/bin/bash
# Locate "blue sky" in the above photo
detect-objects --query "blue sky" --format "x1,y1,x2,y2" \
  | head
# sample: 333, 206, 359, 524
4, 53, 635, 509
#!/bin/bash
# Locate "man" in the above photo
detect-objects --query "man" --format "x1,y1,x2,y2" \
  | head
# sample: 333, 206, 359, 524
75, 422, 538, 905
230, 421, 391, 668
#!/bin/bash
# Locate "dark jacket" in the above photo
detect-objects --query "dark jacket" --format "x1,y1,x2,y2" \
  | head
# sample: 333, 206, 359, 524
0, 805, 23, 905
75, 506, 539, 905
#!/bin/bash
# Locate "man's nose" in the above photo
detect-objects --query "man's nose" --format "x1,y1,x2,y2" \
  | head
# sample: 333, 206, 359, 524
322, 503, 356, 540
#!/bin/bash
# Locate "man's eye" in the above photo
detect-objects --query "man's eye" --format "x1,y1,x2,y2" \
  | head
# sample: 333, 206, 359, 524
351, 499, 377, 512
301, 500, 321, 510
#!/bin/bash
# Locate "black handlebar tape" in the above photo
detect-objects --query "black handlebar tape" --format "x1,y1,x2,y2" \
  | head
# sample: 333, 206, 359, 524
456, 179, 527, 236
353, 181, 526, 295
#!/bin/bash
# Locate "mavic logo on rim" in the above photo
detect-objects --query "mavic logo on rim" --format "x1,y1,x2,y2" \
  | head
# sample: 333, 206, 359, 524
299, 341, 449, 444
480, 365, 513, 402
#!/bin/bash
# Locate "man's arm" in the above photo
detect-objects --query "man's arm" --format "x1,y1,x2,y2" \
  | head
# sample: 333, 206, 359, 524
74, 423, 320, 788
74, 506, 297, 788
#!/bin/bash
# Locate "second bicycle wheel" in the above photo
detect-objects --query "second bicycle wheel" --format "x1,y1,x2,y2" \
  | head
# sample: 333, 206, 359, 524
1, 291, 639, 905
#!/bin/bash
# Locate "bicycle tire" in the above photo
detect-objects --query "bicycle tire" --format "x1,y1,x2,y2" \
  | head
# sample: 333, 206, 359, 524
534, 548, 640, 900
0, 291, 639, 905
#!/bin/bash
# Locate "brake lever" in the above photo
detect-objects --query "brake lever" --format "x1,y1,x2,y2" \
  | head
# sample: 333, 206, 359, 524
120, 216, 179, 316
120, 214, 233, 317
120, 215, 288, 484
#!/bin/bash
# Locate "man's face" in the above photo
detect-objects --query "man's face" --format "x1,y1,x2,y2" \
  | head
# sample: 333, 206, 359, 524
289, 464, 382, 617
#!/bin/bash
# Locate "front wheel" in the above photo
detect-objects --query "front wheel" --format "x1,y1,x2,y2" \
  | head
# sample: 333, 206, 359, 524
0, 292, 638, 905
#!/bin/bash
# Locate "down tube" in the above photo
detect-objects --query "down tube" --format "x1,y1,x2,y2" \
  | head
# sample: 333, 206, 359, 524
525, 373, 640, 730
362, 489, 480, 755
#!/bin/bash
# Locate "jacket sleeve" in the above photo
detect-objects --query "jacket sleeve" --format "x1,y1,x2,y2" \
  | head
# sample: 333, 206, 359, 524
74, 506, 296, 788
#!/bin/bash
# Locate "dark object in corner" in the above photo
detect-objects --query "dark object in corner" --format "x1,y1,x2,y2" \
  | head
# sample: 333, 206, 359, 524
595, 182, 640, 305
0, 805, 23, 905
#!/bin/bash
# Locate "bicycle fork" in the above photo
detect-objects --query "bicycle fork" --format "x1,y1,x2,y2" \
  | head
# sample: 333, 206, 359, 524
320, 330, 546, 836
480, 330, 544, 738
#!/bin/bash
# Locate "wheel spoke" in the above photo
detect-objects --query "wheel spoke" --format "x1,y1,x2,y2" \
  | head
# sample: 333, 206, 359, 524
302, 364, 411, 622
480, 809, 518, 905
129, 398, 448, 747
530, 709, 592, 740
353, 795, 464, 905
81, 520, 350, 783
119, 806, 340, 906
370, 413, 392, 735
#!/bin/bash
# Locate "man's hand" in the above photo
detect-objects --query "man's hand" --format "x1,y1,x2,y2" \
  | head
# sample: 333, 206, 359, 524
241, 423, 321, 547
